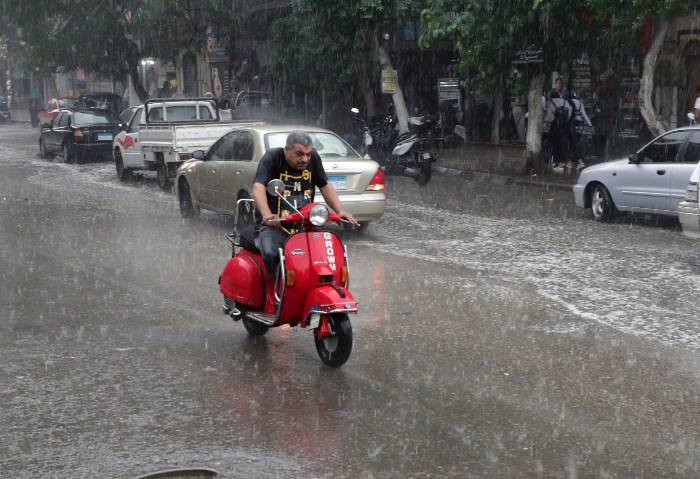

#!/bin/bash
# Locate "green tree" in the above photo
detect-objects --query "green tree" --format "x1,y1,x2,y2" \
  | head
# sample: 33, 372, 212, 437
582, 0, 692, 136
269, 0, 419, 131
0, 0, 234, 102
419, 0, 694, 159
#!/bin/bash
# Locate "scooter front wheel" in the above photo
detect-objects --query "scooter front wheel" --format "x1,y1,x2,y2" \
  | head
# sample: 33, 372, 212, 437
243, 316, 269, 337
315, 314, 352, 367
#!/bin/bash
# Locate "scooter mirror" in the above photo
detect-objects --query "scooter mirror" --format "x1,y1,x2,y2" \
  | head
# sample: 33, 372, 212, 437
267, 179, 286, 196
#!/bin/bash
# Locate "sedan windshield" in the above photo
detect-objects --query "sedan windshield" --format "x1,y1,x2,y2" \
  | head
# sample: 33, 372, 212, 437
73, 111, 119, 125
57, 99, 76, 109
265, 132, 360, 159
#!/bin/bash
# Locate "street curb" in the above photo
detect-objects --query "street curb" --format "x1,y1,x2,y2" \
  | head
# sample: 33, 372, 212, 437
437, 166, 574, 192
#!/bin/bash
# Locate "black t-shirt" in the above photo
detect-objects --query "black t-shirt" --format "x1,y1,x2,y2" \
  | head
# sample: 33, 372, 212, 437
253, 147, 328, 223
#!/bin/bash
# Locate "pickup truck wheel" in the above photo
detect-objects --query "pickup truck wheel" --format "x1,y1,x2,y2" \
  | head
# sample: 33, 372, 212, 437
156, 159, 171, 191
114, 150, 133, 181
179, 180, 200, 219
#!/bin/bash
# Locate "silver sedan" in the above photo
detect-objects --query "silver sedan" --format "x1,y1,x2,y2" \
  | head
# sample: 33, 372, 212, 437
175, 125, 386, 230
573, 126, 700, 222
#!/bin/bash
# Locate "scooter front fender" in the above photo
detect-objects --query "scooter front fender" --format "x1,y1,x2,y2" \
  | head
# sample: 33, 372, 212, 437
302, 285, 358, 327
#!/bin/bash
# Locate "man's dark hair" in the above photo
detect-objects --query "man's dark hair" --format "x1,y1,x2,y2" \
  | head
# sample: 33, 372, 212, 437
286, 130, 313, 148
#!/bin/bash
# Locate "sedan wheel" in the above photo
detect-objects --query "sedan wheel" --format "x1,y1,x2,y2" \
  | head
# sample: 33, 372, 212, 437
590, 183, 616, 222
178, 180, 200, 219
62, 142, 77, 164
39, 139, 48, 159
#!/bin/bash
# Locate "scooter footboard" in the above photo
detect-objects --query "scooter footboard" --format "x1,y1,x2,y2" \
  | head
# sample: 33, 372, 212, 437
302, 286, 358, 326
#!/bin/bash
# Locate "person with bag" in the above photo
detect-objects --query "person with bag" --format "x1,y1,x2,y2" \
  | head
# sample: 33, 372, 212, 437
544, 91, 572, 173
564, 92, 593, 172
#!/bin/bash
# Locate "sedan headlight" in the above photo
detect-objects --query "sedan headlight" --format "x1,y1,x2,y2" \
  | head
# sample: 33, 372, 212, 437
685, 182, 699, 203
309, 204, 329, 226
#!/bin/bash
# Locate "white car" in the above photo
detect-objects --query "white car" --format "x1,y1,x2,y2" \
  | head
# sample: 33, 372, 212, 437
678, 161, 700, 238
573, 126, 700, 222
175, 125, 386, 231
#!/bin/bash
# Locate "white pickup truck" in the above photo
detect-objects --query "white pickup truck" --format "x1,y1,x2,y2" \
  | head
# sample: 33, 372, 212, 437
113, 98, 260, 189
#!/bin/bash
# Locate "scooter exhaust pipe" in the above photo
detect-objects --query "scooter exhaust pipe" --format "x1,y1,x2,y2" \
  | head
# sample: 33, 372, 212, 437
403, 167, 418, 177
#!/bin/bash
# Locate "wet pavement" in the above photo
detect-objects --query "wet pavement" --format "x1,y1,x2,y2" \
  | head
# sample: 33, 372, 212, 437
2, 123, 700, 478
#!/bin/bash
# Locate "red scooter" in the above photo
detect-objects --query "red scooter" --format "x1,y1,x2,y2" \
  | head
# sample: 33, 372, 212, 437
219, 179, 357, 367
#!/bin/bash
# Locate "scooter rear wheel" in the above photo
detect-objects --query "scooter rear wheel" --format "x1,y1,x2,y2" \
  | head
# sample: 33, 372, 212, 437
243, 316, 269, 337
315, 314, 352, 367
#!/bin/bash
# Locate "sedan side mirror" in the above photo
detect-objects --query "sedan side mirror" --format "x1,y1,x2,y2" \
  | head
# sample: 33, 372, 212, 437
192, 150, 205, 160
628, 152, 640, 164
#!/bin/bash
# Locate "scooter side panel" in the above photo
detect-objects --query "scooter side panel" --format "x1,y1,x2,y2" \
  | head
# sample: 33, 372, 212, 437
219, 252, 265, 308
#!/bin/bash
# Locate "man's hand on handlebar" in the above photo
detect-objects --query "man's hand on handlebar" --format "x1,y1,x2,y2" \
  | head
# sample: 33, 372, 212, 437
338, 210, 359, 229
263, 213, 281, 228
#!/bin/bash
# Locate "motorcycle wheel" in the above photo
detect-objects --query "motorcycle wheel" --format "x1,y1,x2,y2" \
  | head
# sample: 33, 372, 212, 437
243, 316, 269, 337
414, 165, 432, 186
315, 314, 352, 367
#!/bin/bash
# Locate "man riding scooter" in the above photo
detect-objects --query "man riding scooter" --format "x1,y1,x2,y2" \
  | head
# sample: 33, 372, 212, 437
252, 130, 359, 279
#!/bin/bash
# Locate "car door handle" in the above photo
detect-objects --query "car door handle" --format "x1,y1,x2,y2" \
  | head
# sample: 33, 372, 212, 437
657, 170, 666, 175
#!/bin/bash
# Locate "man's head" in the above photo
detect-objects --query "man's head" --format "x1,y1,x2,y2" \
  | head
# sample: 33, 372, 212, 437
284, 131, 314, 170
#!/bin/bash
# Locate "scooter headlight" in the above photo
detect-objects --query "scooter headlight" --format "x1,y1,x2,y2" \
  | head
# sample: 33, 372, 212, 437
309, 204, 329, 226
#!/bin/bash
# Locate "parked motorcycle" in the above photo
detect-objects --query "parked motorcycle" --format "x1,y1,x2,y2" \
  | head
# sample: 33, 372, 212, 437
349, 108, 436, 186
219, 179, 357, 367
0, 96, 10, 124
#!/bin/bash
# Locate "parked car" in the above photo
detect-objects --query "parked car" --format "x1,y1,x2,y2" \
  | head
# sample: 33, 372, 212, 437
678, 160, 700, 238
37, 97, 77, 126
77, 92, 124, 117
573, 126, 700, 222
175, 125, 386, 231
39, 108, 122, 164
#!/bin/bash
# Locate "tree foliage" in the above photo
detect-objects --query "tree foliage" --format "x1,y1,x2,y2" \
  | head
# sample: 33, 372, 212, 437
269, 0, 419, 118
0, 0, 235, 101
419, 0, 694, 96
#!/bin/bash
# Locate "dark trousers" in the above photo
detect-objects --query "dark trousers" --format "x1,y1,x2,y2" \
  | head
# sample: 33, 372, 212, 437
254, 226, 288, 279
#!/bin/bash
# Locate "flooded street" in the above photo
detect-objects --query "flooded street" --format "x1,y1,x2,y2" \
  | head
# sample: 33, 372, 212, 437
2, 125, 700, 478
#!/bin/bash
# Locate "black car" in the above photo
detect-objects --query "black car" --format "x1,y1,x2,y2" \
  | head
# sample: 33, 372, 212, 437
39, 108, 121, 163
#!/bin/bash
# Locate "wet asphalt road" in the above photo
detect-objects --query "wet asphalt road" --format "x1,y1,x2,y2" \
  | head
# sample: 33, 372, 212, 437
2, 124, 700, 478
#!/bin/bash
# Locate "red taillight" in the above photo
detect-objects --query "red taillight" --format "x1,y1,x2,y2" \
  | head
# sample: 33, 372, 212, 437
72, 128, 85, 141
366, 168, 385, 191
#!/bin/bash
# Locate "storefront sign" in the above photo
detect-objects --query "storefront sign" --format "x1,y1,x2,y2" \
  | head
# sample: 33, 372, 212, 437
381, 70, 398, 94
513, 44, 543, 64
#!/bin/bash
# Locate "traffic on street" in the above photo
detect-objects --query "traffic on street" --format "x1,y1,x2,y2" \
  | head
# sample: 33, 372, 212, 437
2, 123, 700, 478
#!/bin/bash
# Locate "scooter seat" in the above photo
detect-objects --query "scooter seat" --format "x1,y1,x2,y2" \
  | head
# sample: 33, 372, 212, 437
239, 225, 260, 254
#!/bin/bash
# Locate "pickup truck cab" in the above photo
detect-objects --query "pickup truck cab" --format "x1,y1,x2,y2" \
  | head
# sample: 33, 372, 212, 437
113, 98, 254, 189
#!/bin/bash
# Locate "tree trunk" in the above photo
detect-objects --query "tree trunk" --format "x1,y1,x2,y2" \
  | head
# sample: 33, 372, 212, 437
353, 31, 376, 118
490, 91, 502, 144
375, 35, 409, 134
526, 72, 544, 171
639, 19, 670, 137
128, 60, 149, 104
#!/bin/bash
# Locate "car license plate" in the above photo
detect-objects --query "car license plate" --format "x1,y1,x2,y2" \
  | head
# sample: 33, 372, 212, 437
328, 175, 347, 190
422, 152, 431, 160
97, 133, 113, 141
309, 313, 321, 329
